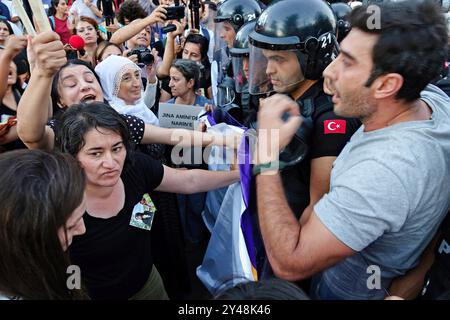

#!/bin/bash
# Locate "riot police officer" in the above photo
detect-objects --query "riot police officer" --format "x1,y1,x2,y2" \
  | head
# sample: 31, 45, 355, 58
248, 0, 361, 281
229, 20, 259, 126
211, 0, 262, 110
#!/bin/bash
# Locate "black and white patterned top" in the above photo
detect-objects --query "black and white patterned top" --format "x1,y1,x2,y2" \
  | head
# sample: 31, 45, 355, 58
122, 114, 145, 145
48, 114, 146, 145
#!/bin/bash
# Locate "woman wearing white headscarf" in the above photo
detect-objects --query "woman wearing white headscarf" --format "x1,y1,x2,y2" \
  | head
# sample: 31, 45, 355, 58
95, 55, 159, 125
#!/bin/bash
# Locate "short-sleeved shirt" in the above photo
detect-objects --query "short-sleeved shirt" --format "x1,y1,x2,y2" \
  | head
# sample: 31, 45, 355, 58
312, 84, 450, 299
69, 152, 165, 299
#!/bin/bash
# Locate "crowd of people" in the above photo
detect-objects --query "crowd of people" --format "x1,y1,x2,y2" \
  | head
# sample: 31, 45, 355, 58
0, 0, 450, 300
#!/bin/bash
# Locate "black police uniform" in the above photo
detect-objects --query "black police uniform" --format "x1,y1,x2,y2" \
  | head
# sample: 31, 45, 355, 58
281, 80, 360, 216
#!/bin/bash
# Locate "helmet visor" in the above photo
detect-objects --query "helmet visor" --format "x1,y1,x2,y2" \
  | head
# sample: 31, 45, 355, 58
214, 21, 236, 53
231, 54, 249, 93
216, 76, 236, 107
248, 44, 304, 95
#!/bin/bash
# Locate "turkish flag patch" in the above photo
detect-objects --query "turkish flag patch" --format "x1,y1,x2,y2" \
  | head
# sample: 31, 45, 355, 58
324, 120, 347, 134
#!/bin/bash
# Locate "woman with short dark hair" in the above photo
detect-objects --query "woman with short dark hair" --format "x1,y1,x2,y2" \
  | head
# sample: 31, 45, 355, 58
53, 101, 239, 299
0, 149, 87, 300
168, 59, 213, 106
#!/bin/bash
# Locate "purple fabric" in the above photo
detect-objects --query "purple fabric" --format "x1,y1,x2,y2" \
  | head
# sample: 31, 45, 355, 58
207, 114, 217, 126
207, 107, 257, 274
239, 132, 257, 273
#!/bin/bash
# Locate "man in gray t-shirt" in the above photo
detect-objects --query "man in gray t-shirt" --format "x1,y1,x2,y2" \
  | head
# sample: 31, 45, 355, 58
311, 84, 450, 299
254, 1, 450, 299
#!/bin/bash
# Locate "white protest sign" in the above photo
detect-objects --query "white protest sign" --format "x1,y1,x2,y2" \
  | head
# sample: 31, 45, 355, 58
158, 103, 204, 130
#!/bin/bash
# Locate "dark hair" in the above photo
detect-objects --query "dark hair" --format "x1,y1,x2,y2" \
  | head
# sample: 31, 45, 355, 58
350, 0, 448, 102
117, 0, 147, 25
0, 149, 86, 299
52, 59, 102, 113
171, 59, 201, 90
8, 60, 24, 96
72, 16, 103, 44
215, 278, 310, 300
48, 0, 66, 17
94, 41, 124, 65
185, 33, 210, 64
54, 102, 131, 157
0, 19, 14, 36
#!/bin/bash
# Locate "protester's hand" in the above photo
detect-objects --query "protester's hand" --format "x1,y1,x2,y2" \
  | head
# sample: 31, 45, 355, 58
196, 103, 213, 131
203, 103, 213, 114
147, 5, 167, 25
174, 37, 183, 55
168, 20, 185, 39
27, 32, 67, 78
256, 94, 302, 162
123, 49, 139, 64
3, 35, 27, 60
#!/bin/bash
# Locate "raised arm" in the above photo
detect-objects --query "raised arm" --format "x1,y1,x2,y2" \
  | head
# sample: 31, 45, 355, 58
255, 94, 354, 280
141, 124, 242, 149
156, 20, 185, 78
16, 32, 67, 151
110, 6, 167, 45
85, 0, 103, 19
156, 165, 240, 194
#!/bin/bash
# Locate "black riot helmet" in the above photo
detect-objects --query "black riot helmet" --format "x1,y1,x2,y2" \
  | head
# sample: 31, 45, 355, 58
213, 0, 261, 65
230, 21, 256, 93
248, 0, 337, 95
214, 0, 262, 32
331, 2, 352, 43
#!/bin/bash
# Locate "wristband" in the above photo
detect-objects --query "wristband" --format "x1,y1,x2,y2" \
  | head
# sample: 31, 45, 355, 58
252, 161, 286, 176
